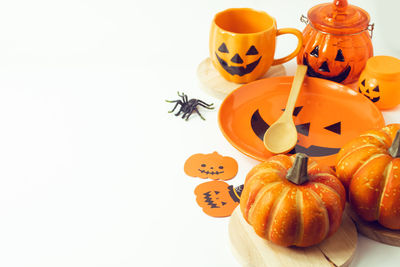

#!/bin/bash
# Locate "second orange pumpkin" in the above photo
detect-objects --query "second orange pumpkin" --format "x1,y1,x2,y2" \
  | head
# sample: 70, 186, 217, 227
336, 124, 400, 229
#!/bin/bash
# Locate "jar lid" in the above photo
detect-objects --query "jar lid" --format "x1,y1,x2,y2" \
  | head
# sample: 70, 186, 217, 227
366, 56, 400, 80
307, 0, 370, 35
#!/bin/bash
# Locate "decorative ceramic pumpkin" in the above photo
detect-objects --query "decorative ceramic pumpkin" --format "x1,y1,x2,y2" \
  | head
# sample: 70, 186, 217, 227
298, 0, 373, 84
240, 153, 346, 247
336, 124, 400, 229
194, 180, 243, 217
358, 56, 400, 110
184, 152, 238, 180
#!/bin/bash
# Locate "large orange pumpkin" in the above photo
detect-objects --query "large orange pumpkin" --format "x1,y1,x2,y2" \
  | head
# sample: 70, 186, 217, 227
240, 153, 346, 247
336, 124, 400, 229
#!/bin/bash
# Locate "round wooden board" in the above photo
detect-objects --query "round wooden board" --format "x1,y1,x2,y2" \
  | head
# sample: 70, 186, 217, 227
345, 204, 400, 247
197, 58, 286, 100
229, 207, 357, 267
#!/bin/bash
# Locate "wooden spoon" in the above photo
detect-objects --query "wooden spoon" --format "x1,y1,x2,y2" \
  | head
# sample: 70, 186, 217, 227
263, 65, 307, 154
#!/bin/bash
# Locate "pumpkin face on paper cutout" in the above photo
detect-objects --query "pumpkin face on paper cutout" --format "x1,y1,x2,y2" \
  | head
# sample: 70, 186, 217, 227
194, 180, 243, 217
215, 43, 261, 77
184, 152, 238, 180
298, 34, 373, 84
251, 106, 342, 159
358, 79, 380, 103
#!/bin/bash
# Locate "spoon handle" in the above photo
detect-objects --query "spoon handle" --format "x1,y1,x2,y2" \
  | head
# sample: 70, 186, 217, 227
282, 65, 307, 119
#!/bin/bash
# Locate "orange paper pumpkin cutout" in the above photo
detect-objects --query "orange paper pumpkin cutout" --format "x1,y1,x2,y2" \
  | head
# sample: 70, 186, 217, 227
336, 124, 400, 229
184, 152, 238, 180
194, 180, 243, 217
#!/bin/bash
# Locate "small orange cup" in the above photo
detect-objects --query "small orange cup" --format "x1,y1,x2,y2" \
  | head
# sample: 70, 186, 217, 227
210, 8, 303, 84
357, 56, 400, 110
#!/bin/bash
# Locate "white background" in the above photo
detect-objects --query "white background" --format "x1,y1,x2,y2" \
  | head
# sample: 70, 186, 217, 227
0, 0, 399, 266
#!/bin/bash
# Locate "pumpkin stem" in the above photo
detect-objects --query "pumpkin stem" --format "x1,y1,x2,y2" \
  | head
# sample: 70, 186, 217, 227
286, 153, 309, 185
389, 130, 400, 158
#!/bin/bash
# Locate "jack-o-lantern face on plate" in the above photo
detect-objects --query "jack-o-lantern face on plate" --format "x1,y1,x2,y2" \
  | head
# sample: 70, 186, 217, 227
251, 107, 342, 157
218, 76, 385, 166
184, 152, 238, 180
215, 43, 261, 77
194, 180, 243, 217
358, 79, 380, 103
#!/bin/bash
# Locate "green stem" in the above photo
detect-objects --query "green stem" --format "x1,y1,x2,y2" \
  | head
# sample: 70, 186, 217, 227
286, 153, 309, 185
389, 130, 400, 158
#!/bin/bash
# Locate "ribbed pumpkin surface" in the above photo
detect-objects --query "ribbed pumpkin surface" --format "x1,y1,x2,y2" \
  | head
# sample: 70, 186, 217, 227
336, 124, 400, 229
240, 154, 345, 247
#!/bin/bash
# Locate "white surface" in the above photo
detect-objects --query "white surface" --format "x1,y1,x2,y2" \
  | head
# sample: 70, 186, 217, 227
0, 0, 398, 266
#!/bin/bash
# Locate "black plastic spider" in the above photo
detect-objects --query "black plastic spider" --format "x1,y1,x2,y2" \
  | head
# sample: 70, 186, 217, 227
165, 92, 214, 121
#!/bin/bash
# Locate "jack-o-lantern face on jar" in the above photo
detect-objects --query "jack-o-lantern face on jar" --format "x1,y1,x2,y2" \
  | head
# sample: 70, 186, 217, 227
297, 0, 374, 84
358, 79, 380, 103
299, 34, 372, 84
303, 45, 351, 83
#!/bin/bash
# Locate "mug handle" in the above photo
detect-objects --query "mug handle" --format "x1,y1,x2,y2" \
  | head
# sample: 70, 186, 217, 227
272, 28, 303, 66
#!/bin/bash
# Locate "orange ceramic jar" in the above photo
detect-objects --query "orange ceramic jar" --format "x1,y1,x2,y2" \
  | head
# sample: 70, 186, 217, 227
357, 56, 400, 110
298, 0, 374, 84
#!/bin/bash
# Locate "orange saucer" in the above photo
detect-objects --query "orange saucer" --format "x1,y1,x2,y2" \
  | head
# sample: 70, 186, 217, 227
218, 76, 385, 166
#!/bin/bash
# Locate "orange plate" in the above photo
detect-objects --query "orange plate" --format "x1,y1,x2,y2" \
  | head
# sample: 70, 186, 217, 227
218, 76, 385, 166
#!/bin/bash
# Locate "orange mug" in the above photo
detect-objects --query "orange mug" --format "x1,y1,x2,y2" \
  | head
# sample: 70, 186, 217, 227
210, 8, 303, 84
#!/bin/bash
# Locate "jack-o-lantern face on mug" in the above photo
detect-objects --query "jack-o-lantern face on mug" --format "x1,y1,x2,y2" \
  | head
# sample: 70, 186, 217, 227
210, 31, 272, 84
215, 43, 261, 77
210, 8, 303, 83
358, 79, 380, 103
